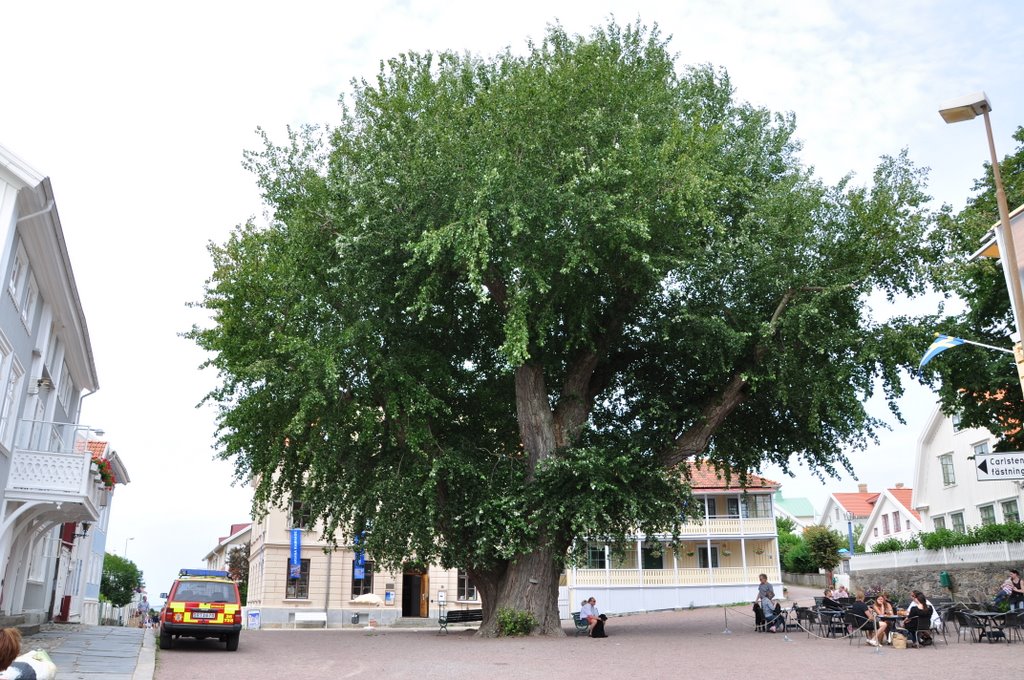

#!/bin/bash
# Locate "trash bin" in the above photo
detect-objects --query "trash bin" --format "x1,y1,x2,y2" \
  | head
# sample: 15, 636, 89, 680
939, 571, 951, 588
351, 613, 360, 625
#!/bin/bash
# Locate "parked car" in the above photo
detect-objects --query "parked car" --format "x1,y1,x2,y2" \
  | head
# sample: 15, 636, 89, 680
158, 568, 242, 651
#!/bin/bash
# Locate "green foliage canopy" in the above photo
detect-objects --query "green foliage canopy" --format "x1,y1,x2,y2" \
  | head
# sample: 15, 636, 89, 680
923, 127, 1024, 445
803, 525, 844, 572
101, 553, 143, 607
191, 21, 941, 593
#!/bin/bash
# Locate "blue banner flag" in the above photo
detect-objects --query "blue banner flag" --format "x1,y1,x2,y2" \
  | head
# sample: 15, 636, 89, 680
919, 334, 965, 370
289, 528, 302, 569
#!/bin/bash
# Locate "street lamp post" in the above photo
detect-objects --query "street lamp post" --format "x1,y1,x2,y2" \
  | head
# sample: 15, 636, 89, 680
124, 537, 134, 559
940, 91, 1024, 396
846, 512, 855, 554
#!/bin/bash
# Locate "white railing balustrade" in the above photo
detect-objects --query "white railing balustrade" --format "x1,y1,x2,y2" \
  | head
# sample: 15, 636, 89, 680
851, 541, 1024, 570
573, 565, 780, 587
7, 419, 106, 497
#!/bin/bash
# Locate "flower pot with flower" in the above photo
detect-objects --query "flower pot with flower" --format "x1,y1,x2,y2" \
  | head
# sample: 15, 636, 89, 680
91, 455, 116, 489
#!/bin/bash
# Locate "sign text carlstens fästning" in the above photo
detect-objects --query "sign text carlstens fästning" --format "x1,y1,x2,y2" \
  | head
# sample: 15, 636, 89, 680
975, 452, 1024, 481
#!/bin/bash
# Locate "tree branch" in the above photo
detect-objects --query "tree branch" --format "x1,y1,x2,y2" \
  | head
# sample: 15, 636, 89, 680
659, 285, 846, 468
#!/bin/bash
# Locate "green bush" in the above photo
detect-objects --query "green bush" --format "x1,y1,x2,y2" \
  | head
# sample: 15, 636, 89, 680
496, 607, 537, 636
783, 540, 816, 573
918, 527, 962, 550
870, 537, 906, 553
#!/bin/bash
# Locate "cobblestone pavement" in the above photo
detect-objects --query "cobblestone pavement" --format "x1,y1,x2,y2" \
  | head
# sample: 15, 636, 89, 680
20, 624, 148, 680
153, 587, 1020, 680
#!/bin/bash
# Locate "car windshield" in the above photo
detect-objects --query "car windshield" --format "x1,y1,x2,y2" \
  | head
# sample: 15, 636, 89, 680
175, 581, 238, 604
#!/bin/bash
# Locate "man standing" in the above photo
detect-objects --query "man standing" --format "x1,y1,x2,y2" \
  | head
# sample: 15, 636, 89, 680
136, 595, 149, 629
756, 574, 777, 631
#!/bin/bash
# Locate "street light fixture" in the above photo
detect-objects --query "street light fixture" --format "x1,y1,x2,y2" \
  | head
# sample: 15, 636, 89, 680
124, 536, 134, 558
940, 91, 1024, 396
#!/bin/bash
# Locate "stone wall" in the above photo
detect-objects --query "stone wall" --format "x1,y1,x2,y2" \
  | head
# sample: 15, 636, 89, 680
852, 562, 1015, 604
782, 571, 829, 588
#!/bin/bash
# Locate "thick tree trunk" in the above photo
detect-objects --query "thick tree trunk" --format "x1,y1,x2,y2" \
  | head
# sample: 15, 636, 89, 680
474, 545, 566, 637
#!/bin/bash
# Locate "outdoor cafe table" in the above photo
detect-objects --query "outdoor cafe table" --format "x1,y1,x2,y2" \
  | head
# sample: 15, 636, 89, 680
876, 614, 903, 643
969, 611, 1008, 643
818, 609, 845, 637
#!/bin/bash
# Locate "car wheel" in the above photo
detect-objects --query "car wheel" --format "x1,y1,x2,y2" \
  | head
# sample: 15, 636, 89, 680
159, 629, 173, 650
226, 632, 239, 651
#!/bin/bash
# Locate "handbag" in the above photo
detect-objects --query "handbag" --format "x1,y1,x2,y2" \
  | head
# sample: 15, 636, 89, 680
891, 632, 907, 649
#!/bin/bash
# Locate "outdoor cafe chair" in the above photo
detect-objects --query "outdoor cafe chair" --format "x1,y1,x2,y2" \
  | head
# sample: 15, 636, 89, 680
794, 607, 816, 638
815, 606, 845, 638
843, 611, 870, 646
955, 610, 987, 643
1001, 609, 1024, 643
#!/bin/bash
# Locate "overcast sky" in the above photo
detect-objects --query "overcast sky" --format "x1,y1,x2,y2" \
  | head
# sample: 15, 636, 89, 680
2, 0, 1023, 602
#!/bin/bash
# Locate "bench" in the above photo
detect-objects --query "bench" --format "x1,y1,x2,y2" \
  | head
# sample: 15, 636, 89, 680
438, 608, 483, 634
571, 612, 589, 636
293, 611, 327, 629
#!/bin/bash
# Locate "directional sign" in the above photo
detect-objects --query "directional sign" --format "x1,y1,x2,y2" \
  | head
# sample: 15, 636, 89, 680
975, 452, 1024, 481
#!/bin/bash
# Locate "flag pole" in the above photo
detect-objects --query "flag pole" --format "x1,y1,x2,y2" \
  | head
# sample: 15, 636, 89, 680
941, 335, 1014, 355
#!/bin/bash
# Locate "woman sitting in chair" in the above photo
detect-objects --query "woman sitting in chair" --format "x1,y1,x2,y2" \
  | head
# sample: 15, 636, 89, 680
866, 594, 894, 647
903, 590, 934, 645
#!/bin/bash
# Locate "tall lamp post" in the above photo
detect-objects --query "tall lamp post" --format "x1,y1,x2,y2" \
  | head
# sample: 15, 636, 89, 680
940, 91, 1024, 396
846, 512, 855, 555
124, 536, 134, 559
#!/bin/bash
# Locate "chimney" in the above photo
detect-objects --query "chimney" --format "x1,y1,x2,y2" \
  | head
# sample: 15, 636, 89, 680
894, 482, 904, 489
857, 483, 868, 493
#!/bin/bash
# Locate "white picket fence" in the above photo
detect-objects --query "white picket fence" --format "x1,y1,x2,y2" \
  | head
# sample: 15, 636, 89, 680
851, 541, 1024, 571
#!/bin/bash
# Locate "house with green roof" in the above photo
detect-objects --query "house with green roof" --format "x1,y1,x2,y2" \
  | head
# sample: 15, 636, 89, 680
773, 490, 816, 528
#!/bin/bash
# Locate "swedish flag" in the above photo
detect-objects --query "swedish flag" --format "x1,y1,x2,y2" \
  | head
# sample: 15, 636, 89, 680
919, 334, 965, 370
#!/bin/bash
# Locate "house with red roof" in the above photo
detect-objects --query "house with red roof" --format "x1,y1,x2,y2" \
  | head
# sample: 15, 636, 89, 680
565, 461, 782, 613
203, 523, 252, 574
858, 484, 923, 551
818, 484, 878, 550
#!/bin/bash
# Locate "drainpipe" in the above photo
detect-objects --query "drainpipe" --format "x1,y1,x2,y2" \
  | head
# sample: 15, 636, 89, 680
324, 549, 332, 625
15, 200, 55, 224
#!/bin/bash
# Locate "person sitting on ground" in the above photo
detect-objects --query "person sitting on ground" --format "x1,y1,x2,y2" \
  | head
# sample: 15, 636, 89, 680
866, 594, 894, 647
0, 627, 57, 680
902, 590, 934, 645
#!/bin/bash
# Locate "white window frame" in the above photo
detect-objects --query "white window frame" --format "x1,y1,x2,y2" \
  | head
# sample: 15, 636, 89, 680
979, 504, 996, 526
19, 273, 37, 330
7, 247, 25, 301
939, 453, 956, 486
0, 332, 23, 451
933, 516, 946, 530
57, 361, 72, 412
951, 512, 966, 533
1002, 499, 1020, 524
973, 441, 991, 457
697, 546, 719, 569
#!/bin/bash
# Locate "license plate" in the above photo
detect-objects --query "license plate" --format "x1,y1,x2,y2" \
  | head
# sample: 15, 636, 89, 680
191, 611, 217, 620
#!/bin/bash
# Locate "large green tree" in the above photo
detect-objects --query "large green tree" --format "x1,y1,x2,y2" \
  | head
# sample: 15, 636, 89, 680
921, 127, 1024, 444
101, 553, 143, 607
192, 21, 940, 635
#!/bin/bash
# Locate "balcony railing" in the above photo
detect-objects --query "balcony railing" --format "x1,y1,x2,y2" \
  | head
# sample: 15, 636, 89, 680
7, 420, 106, 508
572, 565, 781, 587
670, 516, 776, 536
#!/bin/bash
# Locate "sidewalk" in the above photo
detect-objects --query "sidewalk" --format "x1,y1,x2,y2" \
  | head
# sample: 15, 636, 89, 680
20, 624, 154, 680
